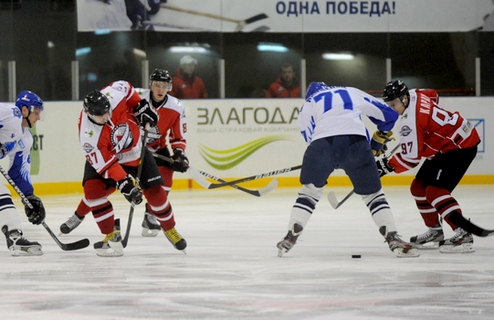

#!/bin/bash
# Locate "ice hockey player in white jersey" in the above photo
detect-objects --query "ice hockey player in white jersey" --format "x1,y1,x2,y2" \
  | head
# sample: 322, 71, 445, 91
0, 91, 46, 256
276, 82, 419, 258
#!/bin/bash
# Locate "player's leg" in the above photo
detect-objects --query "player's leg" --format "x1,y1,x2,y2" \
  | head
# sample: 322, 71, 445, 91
418, 147, 477, 253
81, 165, 121, 257
141, 148, 173, 237
0, 184, 42, 256
136, 150, 186, 251
408, 178, 444, 248
277, 137, 335, 256
345, 137, 418, 257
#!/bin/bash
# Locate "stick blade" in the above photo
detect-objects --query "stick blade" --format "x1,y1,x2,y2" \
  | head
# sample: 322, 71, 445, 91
327, 192, 339, 209
257, 178, 278, 196
61, 238, 90, 251
244, 13, 268, 24
251, 25, 270, 32
188, 167, 213, 189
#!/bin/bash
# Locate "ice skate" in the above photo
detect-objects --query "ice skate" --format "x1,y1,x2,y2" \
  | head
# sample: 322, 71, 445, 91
60, 212, 84, 235
380, 227, 419, 258
439, 227, 474, 253
2, 226, 43, 256
164, 227, 187, 253
277, 223, 303, 257
410, 224, 444, 249
141, 210, 161, 237
94, 219, 123, 257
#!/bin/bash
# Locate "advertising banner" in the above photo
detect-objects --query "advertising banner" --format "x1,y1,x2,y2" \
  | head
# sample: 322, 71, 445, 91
77, 0, 494, 32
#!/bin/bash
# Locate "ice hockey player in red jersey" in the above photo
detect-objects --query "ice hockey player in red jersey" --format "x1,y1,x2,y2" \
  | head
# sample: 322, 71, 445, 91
60, 73, 189, 246
376, 80, 481, 253
67, 80, 187, 256
135, 69, 189, 237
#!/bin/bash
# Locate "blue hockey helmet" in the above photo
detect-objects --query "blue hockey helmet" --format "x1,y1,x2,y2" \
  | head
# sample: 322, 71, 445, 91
305, 82, 330, 101
15, 91, 44, 112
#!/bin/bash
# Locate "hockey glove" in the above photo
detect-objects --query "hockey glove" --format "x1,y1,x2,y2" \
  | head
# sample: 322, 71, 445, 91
172, 148, 189, 173
0, 141, 16, 159
371, 130, 395, 157
376, 157, 394, 177
134, 99, 158, 127
117, 176, 143, 204
24, 195, 46, 225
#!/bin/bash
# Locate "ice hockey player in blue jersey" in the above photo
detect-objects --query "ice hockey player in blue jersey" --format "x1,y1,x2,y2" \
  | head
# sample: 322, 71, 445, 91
276, 82, 419, 258
0, 91, 46, 256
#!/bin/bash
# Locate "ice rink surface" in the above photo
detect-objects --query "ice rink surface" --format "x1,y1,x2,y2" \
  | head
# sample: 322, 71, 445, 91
1, 185, 494, 320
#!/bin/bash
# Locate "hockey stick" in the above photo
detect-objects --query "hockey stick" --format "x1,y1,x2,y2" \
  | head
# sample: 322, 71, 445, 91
448, 211, 494, 238
122, 130, 148, 248
327, 144, 401, 209
143, 21, 214, 32
190, 165, 301, 189
188, 167, 278, 197
161, 4, 268, 31
0, 165, 90, 251
151, 152, 277, 196
144, 21, 270, 32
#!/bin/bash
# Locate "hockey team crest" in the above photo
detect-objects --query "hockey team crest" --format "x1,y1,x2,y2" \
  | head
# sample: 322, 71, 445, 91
110, 124, 133, 153
400, 125, 412, 137
82, 142, 94, 153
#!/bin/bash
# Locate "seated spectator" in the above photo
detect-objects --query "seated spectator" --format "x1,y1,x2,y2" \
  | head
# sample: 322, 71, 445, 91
170, 55, 208, 99
265, 63, 301, 98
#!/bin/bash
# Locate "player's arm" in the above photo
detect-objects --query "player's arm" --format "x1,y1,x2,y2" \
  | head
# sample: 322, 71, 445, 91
297, 102, 315, 145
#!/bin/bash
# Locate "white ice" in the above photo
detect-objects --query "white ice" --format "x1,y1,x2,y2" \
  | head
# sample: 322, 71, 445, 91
1, 185, 494, 320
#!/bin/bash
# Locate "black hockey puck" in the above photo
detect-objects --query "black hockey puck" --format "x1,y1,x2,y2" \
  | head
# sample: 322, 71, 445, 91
351, 255, 361, 258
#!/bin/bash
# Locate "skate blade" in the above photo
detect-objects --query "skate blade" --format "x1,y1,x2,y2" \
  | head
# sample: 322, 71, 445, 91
95, 241, 124, 257
95, 248, 124, 257
393, 247, 420, 258
439, 243, 475, 254
141, 228, 160, 237
10, 247, 43, 256
416, 242, 440, 250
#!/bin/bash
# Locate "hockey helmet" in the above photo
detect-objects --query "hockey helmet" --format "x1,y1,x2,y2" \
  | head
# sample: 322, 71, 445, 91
15, 90, 44, 111
382, 80, 409, 102
150, 69, 172, 83
305, 82, 330, 101
83, 90, 110, 116
149, 68, 172, 91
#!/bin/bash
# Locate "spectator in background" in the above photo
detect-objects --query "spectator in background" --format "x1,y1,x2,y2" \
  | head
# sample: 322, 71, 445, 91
265, 63, 301, 98
170, 55, 208, 99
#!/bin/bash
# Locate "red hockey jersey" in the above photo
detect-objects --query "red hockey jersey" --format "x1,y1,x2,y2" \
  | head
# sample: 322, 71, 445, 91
389, 89, 480, 173
78, 81, 142, 182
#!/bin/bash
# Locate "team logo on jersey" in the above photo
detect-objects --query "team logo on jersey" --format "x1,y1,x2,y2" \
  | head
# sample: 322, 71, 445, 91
110, 123, 133, 153
82, 142, 94, 153
12, 107, 22, 119
400, 125, 413, 137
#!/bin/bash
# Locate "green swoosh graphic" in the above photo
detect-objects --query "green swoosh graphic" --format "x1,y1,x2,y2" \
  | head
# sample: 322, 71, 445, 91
200, 135, 290, 170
